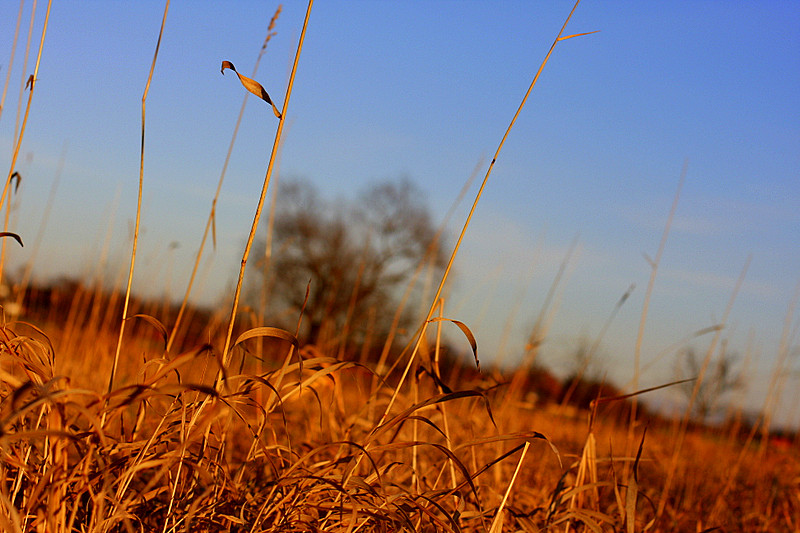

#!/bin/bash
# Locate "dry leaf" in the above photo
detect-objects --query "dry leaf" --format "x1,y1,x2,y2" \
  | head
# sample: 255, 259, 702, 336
221, 60, 282, 119
233, 326, 299, 350
0, 232, 23, 247
129, 314, 168, 349
557, 30, 601, 41
428, 317, 480, 371
11, 172, 21, 192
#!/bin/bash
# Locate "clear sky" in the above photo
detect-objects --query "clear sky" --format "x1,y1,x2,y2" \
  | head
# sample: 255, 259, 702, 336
1, 1, 798, 427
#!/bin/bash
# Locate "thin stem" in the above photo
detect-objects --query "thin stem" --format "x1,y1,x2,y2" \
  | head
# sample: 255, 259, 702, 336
656, 255, 751, 521
0, 0, 51, 220
167, 7, 281, 352
219, 0, 314, 374
107, 0, 170, 396
489, 441, 530, 533
0, 0, 25, 124
377, 0, 586, 426
626, 160, 686, 476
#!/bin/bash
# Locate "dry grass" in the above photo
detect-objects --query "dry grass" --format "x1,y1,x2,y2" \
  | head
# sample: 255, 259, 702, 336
1, 1, 798, 532
0, 312, 797, 532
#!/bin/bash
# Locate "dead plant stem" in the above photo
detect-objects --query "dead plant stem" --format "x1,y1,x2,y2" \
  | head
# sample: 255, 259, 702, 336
219, 0, 314, 375
626, 160, 686, 474
377, 0, 590, 427
0, 0, 51, 282
107, 0, 170, 397
167, 6, 282, 352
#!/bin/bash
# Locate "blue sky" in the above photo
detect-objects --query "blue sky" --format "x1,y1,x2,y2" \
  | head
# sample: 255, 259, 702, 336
1, 1, 798, 426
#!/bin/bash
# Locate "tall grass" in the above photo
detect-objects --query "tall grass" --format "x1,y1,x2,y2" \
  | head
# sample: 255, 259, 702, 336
0, 2, 798, 532
107, 0, 170, 400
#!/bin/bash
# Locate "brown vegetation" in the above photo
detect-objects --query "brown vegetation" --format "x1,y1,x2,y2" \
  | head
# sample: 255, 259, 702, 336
0, 278, 796, 532
0, 2, 797, 532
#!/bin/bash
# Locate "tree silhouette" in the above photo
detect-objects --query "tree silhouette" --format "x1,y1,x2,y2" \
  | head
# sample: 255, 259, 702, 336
676, 344, 744, 423
252, 178, 446, 354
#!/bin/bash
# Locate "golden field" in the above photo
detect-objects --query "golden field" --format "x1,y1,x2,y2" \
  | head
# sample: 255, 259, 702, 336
1, 2, 797, 531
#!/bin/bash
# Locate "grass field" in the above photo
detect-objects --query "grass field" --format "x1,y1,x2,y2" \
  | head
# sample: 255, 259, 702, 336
1, 1, 798, 531
1, 280, 798, 532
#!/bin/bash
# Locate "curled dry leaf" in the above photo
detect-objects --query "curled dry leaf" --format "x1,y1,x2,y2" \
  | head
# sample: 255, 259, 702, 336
221, 60, 282, 119
0, 232, 23, 247
233, 326, 299, 350
11, 172, 21, 192
428, 317, 480, 371
129, 314, 169, 348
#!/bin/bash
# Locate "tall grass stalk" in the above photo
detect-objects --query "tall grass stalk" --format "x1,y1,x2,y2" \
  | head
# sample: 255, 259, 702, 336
0, 0, 49, 213
257, 128, 285, 320
489, 440, 530, 533
219, 0, 314, 374
378, 0, 595, 425
9, 0, 35, 149
656, 254, 750, 520
0, 0, 25, 123
0, 0, 51, 282
367, 157, 481, 419
107, 0, 170, 396
626, 160, 686, 470
166, 6, 282, 353
431, 297, 461, 505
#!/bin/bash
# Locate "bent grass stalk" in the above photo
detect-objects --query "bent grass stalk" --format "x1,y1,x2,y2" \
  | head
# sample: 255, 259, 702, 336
166, 6, 282, 353
219, 0, 314, 374
377, 0, 595, 427
0, 0, 50, 210
367, 157, 482, 421
107, 0, 169, 397
656, 254, 750, 520
188, 7, 316, 461
0, 0, 52, 281
625, 159, 685, 478
335, 1, 598, 501
0, 0, 25, 123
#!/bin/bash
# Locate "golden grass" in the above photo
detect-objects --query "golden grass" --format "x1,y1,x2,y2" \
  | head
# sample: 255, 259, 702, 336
1, 1, 798, 531
1, 313, 797, 532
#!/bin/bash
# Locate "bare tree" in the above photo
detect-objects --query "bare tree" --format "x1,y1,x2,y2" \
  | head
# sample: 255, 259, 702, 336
252, 178, 446, 352
676, 343, 744, 423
